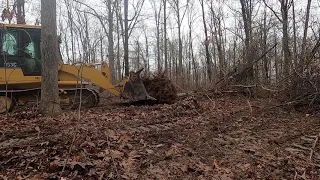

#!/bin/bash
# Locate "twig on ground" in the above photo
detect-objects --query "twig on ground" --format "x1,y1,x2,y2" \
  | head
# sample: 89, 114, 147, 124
309, 133, 320, 161
59, 64, 84, 179
205, 94, 216, 109
246, 99, 252, 118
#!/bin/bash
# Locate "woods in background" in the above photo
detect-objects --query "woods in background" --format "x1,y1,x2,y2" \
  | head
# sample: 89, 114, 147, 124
2, 0, 319, 90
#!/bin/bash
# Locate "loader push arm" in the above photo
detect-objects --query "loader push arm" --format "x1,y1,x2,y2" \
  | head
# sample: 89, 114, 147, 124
59, 62, 155, 101
59, 62, 121, 95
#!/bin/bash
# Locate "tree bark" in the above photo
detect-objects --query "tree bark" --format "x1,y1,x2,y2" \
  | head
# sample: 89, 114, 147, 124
177, 3, 183, 82
301, 0, 312, 67
262, 9, 268, 82
108, 0, 115, 82
40, 0, 62, 116
144, 30, 150, 73
163, 0, 168, 71
124, 0, 129, 76
240, 0, 254, 82
281, 0, 291, 78
200, 0, 212, 82
16, 0, 25, 24
152, 1, 161, 72
292, 0, 297, 69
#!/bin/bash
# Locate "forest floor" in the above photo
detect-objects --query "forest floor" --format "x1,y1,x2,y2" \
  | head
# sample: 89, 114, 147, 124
0, 92, 320, 180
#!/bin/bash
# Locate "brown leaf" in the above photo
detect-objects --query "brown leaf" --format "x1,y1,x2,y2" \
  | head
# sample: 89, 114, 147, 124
72, 151, 86, 161
155, 144, 164, 148
30, 174, 43, 180
165, 148, 175, 157
49, 160, 64, 171
220, 174, 233, 180
128, 150, 141, 158
16, 176, 23, 180
39, 149, 46, 155
92, 159, 103, 166
197, 162, 211, 173
35, 126, 40, 132
122, 172, 139, 179
87, 141, 96, 147
110, 150, 124, 159
0, 175, 8, 180
148, 165, 165, 175
300, 171, 307, 180
119, 134, 132, 143
146, 149, 154, 154
80, 141, 96, 148
120, 157, 135, 171
180, 164, 188, 173
213, 159, 220, 169
243, 163, 251, 170
107, 129, 119, 140
120, 175, 130, 180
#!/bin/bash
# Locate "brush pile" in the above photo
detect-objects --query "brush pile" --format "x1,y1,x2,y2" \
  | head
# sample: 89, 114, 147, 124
290, 64, 320, 110
142, 72, 177, 104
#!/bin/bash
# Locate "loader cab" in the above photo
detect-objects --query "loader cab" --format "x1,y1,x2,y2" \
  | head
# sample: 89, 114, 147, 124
0, 25, 42, 76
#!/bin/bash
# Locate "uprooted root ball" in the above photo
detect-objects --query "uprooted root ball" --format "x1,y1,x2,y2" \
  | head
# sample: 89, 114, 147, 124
142, 72, 178, 104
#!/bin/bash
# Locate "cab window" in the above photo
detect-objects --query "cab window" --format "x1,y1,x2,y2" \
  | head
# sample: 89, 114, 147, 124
2, 32, 18, 56
26, 42, 35, 58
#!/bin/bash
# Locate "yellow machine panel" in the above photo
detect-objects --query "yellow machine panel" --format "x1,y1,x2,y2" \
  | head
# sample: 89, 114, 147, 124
0, 24, 154, 113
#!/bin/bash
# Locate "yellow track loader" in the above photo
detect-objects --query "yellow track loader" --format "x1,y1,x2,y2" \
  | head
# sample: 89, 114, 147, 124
0, 24, 154, 113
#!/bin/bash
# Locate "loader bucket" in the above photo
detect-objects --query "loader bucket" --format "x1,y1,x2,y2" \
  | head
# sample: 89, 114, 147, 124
122, 68, 156, 101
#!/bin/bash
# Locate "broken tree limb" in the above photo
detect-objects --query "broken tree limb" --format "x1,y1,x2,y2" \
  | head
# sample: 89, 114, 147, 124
228, 84, 284, 92
309, 133, 320, 160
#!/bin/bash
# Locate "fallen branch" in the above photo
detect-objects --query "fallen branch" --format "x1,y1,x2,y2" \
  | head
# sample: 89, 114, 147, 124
309, 133, 320, 161
206, 94, 216, 109
246, 99, 252, 118
229, 84, 284, 92
215, 43, 277, 86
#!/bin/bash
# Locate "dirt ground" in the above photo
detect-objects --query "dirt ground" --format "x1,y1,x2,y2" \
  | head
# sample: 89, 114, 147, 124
0, 93, 320, 180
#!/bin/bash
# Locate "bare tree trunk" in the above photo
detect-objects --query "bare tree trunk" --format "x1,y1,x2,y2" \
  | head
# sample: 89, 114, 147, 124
301, 0, 312, 66
178, 19, 183, 81
151, 1, 162, 72
108, 0, 115, 82
274, 30, 279, 81
163, 0, 168, 71
213, 16, 225, 79
292, 0, 297, 69
169, 0, 188, 83
100, 36, 103, 62
281, 0, 291, 78
63, 32, 70, 63
16, 0, 25, 24
40, 0, 62, 116
263, 0, 291, 79
124, 0, 129, 76
240, 0, 254, 82
67, 2, 75, 63
200, 0, 212, 82
84, 13, 90, 62
262, 9, 269, 82
189, 29, 197, 88
116, 0, 121, 80
144, 29, 150, 73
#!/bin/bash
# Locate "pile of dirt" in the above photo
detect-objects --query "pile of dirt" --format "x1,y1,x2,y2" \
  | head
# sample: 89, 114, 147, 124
142, 72, 178, 104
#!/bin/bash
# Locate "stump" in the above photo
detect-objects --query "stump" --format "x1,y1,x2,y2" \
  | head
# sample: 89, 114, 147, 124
142, 72, 177, 104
